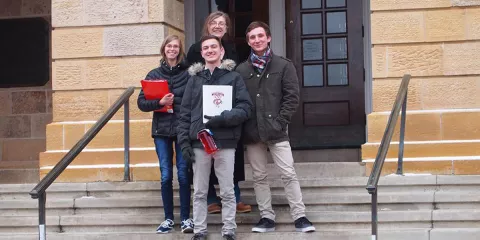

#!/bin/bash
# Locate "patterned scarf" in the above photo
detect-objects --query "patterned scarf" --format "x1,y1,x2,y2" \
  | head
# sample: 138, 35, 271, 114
250, 47, 271, 73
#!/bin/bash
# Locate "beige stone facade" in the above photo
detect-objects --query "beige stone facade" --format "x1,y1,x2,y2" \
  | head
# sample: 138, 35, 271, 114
363, 0, 480, 174
0, 0, 52, 182
3, 0, 480, 183
39, 0, 185, 181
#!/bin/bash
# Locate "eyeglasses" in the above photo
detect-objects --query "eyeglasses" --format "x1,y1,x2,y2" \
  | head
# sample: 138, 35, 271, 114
209, 21, 226, 27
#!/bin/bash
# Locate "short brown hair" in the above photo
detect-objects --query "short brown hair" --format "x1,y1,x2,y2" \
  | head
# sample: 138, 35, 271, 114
245, 21, 271, 38
202, 11, 231, 37
199, 35, 223, 48
160, 35, 185, 65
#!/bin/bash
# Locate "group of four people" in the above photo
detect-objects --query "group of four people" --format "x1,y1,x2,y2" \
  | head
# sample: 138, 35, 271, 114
137, 11, 315, 240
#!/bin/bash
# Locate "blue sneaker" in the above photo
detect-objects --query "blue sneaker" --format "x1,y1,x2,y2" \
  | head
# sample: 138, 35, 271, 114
294, 217, 315, 232
156, 219, 174, 233
181, 218, 194, 233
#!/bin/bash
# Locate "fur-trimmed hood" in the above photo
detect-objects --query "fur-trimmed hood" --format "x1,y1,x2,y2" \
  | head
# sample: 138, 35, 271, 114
188, 59, 236, 76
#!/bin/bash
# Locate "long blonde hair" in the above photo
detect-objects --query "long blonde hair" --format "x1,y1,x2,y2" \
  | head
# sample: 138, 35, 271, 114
160, 35, 185, 65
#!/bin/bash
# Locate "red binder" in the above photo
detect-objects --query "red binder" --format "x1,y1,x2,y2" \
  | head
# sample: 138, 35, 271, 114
140, 79, 173, 113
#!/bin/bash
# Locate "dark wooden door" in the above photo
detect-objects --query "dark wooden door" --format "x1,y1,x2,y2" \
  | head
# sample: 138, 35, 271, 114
286, 0, 365, 149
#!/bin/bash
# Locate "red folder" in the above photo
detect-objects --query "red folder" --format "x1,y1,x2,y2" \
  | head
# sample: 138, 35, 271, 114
140, 79, 173, 113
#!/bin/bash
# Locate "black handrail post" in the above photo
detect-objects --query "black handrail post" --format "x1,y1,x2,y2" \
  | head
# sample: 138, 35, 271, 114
371, 189, 378, 240
38, 192, 46, 240
396, 91, 408, 175
124, 100, 130, 182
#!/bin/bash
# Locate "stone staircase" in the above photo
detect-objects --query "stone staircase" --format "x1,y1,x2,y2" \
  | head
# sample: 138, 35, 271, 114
0, 162, 479, 239
363, 109, 480, 175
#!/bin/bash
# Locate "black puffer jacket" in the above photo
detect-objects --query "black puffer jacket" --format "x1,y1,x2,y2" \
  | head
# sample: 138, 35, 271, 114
177, 59, 253, 150
137, 60, 189, 138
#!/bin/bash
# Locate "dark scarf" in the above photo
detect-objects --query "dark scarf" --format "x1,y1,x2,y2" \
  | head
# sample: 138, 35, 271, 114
250, 47, 271, 73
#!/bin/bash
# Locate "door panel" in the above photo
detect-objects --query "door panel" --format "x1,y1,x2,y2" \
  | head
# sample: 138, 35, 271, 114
286, 0, 365, 149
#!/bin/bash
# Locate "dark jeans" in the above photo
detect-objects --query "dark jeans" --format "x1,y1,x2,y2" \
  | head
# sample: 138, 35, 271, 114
208, 182, 241, 204
154, 137, 191, 221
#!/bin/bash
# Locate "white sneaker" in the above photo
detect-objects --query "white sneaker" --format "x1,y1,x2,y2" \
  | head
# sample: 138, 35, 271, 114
181, 218, 194, 233
156, 219, 174, 233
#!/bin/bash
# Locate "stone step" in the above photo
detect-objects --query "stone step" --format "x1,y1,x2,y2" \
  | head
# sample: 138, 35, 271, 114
0, 191, 443, 216
3, 189, 480, 217
0, 161, 38, 169
5, 228, 477, 240
39, 162, 366, 182
362, 140, 480, 159
0, 210, 436, 233
430, 228, 480, 240
3, 175, 480, 200
0, 175, 441, 200
0, 169, 38, 184
367, 109, 480, 142
433, 209, 480, 228
0, 229, 433, 240
363, 156, 480, 175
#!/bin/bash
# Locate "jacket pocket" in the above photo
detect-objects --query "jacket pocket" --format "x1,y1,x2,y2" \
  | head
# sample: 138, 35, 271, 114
264, 112, 285, 140
189, 116, 204, 140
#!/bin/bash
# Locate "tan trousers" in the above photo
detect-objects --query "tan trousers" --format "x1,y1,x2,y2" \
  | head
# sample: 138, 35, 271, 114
192, 148, 236, 235
245, 141, 306, 221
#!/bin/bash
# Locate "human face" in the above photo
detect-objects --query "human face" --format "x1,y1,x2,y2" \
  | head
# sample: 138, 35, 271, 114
164, 39, 180, 62
208, 16, 227, 39
201, 39, 224, 64
247, 27, 271, 55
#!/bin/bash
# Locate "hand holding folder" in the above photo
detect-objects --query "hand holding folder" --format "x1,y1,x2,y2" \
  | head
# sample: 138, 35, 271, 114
140, 79, 174, 113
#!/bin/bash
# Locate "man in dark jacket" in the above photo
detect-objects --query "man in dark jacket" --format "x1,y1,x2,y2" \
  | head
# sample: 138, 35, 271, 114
235, 21, 316, 233
178, 35, 252, 240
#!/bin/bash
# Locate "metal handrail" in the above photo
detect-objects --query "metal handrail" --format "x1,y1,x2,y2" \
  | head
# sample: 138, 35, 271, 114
29, 86, 135, 240
366, 74, 411, 240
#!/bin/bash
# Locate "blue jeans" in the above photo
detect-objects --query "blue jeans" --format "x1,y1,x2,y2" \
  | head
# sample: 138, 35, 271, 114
208, 182, 241, 204
154, 137, 191, 221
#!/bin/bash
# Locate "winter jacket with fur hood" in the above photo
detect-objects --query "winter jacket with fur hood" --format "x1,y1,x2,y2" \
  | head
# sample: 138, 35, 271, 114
137, 60, 189, 138
177, 59, 253, 151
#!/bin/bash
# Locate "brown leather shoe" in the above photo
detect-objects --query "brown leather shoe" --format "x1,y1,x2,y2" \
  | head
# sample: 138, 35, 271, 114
207, 203, 221, 214
236, 202, 252, 213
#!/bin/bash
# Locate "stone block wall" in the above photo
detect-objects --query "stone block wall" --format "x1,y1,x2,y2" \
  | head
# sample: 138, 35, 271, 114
370, 1, 480, 111
363, 0, 480, 175
0, 0, 52, 170
42, 0, 185, 181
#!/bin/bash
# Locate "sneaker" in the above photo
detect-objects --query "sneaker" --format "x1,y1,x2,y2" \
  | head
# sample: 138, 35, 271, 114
251, 218, 275, 233
223, 233, 236, 240
181, 219, 194, 233
236, 202, 252, 213
208, 203, 221, 214
294, 217, 315, 232
156, 219, 174, 233
191, 233, 207, 240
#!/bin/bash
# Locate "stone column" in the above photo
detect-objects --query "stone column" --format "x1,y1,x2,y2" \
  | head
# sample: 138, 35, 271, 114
362, 0, 480, 175
43, 0, 184, 182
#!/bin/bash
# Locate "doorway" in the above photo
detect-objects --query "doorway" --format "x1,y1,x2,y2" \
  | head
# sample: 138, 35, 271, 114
212, 0, 269, 62
286, 0, 365, 150
185, 0, 367, 161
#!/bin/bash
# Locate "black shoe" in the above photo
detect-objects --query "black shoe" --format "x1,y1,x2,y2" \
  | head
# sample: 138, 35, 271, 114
223, 233, 236, 240
294, 217, 316, 232
251, 218, 275, 233
191, 233, 207, 240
